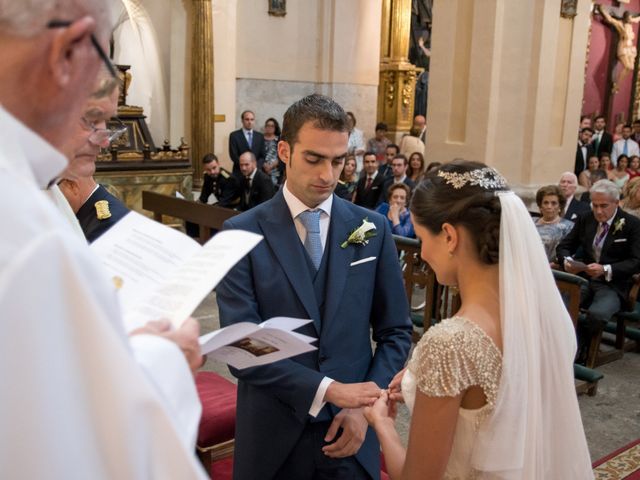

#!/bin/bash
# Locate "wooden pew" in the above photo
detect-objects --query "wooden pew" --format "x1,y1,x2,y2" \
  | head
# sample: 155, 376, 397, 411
141, 191, 239, 243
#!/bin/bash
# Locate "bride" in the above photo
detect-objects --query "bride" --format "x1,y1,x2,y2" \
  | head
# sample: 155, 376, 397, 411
364, 160, 593, 479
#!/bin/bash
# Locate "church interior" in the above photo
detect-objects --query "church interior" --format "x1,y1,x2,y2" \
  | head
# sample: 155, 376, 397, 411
7, 0, 640, 478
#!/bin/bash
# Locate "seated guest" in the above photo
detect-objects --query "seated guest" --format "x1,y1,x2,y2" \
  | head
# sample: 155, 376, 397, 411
367, 122, 391, 164
354, 151, 385, 208
262, 117, 284, 187
610, 154, 630, 189
599, 152, 614, 171
399, 126, 425, 159
379, 143, 398, 178
559, 171, 589, 221
335, 155, 358, 201
628, 155, 640, 179
346, 111, 365, 172
578, 155, 600, 189
407, 151, 425, 184
199, 153, 239, 207
534, 185, 574, 264
621, 177, 640, 218
238, 151, 274, 211
557, 179, 640, 363
382, 154, 416, 203
580, 169, 608, 203
375, 183, 415, 238
59, 177, 129, 243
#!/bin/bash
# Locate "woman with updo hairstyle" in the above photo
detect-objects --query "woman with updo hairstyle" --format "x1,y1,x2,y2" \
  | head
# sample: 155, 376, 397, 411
364, 160, 592, 479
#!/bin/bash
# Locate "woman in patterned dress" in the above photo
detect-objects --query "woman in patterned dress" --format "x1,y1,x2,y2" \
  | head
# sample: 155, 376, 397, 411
364, 160, 593, 479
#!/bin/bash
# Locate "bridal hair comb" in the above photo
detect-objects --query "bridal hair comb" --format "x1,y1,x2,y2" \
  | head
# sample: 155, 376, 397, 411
437, 167, 508, 190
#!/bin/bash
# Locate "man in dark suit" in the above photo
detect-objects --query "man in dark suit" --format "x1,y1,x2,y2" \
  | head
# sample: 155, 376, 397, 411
217, 94, 412, 480
354, 152, 385, 209
378, 143, 398, 179
237, 151, 274, 211
229, 110, 265, 174
199, 153, 239, 208
381, 154, 416, 203
59, 176, 129, 243
557, 179, 640, 363
592, 115, 613, 156
559, 172, 590, 221
575, 127, 594, 176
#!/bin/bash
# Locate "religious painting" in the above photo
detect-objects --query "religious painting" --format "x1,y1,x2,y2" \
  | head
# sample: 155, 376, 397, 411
268, 0, 286, 17
560, 0, 578, 19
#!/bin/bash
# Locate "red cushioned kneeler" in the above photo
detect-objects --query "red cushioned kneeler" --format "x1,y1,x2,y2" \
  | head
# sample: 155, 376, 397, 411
195, 372, 237, 476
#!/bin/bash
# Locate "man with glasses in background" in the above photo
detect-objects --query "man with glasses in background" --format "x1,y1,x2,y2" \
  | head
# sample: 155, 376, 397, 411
0, 2, 206, 478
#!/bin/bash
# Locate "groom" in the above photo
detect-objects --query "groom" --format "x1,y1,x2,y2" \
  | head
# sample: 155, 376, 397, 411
217, 94, 412, 480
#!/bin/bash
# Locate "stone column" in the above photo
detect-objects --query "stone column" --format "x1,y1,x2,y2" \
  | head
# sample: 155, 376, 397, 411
191, 0, 215, 187
426, 0, 591, 190
377, 0, 420, 140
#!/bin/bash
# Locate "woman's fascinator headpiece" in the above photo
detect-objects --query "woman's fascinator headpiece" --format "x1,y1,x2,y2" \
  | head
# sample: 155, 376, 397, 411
437, 167, 508, 190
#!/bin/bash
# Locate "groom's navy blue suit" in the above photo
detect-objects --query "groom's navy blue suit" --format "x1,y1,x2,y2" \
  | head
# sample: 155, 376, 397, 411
217, 190, 412, 479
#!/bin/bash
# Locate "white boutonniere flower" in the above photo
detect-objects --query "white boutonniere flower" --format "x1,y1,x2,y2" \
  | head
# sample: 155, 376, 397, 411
613, 218, 625, 234
341, 218, 377, 248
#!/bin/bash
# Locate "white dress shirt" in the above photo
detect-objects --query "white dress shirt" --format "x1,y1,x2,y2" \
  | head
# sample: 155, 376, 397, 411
611, 137, 640, 166
282, 182, 334, 416
0, 105, 205, 479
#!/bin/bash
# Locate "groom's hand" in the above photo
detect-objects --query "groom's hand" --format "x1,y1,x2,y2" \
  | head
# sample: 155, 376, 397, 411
322, 408, 368, 458
324, 381, 382, 409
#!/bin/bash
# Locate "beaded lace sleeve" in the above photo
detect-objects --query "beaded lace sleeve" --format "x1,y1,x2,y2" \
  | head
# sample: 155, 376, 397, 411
407, 317, 502, 404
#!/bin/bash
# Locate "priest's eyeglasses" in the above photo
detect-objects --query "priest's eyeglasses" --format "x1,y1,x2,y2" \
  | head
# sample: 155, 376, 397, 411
81, 117, 128, 148
47, 20, 117, 78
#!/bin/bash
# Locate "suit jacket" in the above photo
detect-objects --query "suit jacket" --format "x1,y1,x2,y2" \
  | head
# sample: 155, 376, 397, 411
381, 176, 416, 203
216, 191, 412, 479
574, 142, 595, 176
557, 208, 640, 299
228, 129, 265, 174
564, 197, 590, 222
76, 185, 130, 243
592, 130, 613, 156
353, 173, 386, 209
238, 169, 274, 211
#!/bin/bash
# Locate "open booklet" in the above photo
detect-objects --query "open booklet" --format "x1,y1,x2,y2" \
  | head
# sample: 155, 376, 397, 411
91, 210, 262, 332
564, 256, 588, 273
199, 317, 317, 369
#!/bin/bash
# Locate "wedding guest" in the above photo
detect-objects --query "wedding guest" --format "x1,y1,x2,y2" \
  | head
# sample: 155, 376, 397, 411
335, 155, 358, 201
399, 126, 425, 159
407, 152, 425, 184
347, 111, 365, 172
364, 160, 593, 479
610, 154, 630, 189
611, 124, 640, 166
375, 183, 415, 238
229, 110, 265, 174
600, 152, 613, 171
621, 177, 640, 218
366, 122, 391, 164
628, 155, 640, 179
379, 143, 398, 178
262, 117, 284, 187
534, 185, 574, 264
613, 122, 625, 142
578, 155, 599, 189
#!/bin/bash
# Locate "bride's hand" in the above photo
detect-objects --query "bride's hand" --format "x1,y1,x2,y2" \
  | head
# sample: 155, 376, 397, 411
388, 367, 406, 403
363, 390, 396, 428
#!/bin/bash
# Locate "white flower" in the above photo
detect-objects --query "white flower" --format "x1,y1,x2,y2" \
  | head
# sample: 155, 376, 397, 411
341, 218, 377, 248
613, 218, 625, 234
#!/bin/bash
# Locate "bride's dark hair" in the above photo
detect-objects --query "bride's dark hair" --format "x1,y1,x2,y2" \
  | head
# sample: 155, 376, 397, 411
410, 159, 509, 265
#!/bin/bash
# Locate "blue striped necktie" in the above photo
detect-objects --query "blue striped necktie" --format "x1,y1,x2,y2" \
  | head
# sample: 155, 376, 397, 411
298, 210, 323, 270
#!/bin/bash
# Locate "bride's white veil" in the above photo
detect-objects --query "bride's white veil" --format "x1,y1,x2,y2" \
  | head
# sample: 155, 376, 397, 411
470, 191, 593, 479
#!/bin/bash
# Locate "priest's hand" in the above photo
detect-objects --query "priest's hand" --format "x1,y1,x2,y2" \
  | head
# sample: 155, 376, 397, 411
324, 381, 382, 409
322, 408, 368, 458
131, 318, 203, 375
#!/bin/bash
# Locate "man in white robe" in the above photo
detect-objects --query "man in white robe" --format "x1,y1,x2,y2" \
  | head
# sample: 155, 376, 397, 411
0, 1, 206, 478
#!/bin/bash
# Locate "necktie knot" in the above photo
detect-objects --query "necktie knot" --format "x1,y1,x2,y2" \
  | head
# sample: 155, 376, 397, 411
299, 209, 321, 234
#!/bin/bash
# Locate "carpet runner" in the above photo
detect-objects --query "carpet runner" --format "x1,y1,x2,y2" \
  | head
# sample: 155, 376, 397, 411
594, 439, 640, 479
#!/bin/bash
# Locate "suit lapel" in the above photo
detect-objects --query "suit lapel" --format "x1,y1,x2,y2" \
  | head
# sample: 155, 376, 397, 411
584, 215, 598, 259
602, 210, 623, 255
258, 192, 321, 333
322, 198, 357, 328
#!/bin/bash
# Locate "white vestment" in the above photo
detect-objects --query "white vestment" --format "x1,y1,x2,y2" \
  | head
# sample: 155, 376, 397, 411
0, 105, 206, 479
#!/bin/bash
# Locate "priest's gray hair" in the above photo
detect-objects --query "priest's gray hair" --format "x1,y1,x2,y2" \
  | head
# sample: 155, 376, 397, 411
590, 179, 621, 201
0, 0, 113, 40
